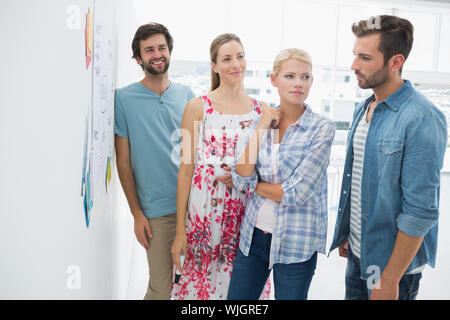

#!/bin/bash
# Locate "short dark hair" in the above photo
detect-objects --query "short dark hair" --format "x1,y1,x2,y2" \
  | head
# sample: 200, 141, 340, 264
131, 22, 173, 60
352, 15, 414, 69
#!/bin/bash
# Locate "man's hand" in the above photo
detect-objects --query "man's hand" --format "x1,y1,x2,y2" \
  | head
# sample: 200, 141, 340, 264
216, 165, 234, 188
134, 213, 152, 250
370, 230, 423, 300
370, 276, 399, 300
339, 240, 349, 258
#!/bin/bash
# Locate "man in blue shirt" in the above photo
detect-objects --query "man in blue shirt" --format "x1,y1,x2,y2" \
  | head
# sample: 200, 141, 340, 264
114, 23, 194, 300
329, 15, 447, 300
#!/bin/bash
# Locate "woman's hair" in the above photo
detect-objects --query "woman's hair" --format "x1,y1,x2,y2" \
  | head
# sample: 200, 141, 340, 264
209, 33, 244, 91
272, 48, 312, 76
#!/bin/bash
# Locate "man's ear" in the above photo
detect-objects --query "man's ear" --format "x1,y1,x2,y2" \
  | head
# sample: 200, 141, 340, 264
135, 55, 143, 67
389, 54, 405, 74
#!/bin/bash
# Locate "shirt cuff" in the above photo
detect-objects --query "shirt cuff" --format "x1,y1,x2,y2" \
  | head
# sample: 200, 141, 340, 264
397, 212, 438, 237
231, 166, 258, 192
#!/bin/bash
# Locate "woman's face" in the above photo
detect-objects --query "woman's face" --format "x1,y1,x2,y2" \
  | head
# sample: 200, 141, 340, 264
271, 58, 313, 105
211, 40, 246, 86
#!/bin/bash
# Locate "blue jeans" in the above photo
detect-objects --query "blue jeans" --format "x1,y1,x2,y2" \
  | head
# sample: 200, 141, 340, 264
227, 228, 317, 300
345, 246, 422, 300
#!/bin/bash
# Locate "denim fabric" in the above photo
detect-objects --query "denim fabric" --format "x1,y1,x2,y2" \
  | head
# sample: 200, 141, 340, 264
345, 246, 422, 300
330, 80, 448, 280
227, 228, 317, 300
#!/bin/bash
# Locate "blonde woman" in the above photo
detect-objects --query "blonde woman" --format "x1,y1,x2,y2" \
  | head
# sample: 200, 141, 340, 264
171, 33, 270, 300
227, 49, 336, 300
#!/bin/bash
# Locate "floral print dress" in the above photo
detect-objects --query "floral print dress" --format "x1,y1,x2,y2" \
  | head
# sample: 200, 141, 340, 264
172, 95, 271, 300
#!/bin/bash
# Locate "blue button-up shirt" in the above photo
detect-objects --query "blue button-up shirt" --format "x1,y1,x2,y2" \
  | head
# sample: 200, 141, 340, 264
232, 104, 336, 269
329, 80, 448, 280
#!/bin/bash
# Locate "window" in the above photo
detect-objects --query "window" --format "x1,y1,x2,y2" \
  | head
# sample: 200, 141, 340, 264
438, 15, 450, 72
138, 0, 450, 159
335, 121, 350, 131
246, 88, 261, 95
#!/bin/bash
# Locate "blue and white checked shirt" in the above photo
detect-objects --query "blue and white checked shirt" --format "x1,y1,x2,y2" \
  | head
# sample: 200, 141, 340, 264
232, 104, 336, 269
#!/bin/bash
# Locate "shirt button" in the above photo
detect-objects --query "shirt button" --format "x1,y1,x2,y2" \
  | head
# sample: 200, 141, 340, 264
347, 173, 351, 177
343, 191, 347, 194
339, 208, 342, 212
160, 100, 163, 104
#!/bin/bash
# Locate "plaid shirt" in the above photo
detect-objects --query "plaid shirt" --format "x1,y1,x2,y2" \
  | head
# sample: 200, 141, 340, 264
232, 104, 335, 269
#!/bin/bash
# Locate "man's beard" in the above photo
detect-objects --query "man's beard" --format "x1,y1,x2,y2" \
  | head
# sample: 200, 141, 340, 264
143, 58, 170, 75
355, 64, 389, 89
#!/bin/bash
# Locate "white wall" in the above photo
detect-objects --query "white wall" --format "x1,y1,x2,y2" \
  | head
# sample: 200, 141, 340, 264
110, 0, 149, 300
0, 0, 137, 299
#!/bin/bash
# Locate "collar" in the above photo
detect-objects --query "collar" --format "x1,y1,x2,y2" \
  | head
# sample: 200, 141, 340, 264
364, 79, 414, 112
383, 79, 413, 111
275, 103, 312, 130
136, 80, 172, 97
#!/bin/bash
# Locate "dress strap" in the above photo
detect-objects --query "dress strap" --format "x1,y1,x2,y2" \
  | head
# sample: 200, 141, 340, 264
201, 95, 262, 115
200, 95, 214, 115
252, 98, 263, 115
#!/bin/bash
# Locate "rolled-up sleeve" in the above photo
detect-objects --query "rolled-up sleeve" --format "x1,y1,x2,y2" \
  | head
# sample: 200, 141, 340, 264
397, 110, 447, 237
231, 166, 258, 192
281, 121, 335, 207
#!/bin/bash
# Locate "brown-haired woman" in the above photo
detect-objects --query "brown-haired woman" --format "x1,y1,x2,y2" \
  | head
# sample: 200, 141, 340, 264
171, 33, 270, 300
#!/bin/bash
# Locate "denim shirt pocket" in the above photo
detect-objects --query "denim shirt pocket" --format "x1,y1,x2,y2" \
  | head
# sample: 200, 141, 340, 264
377, 139, 404, 179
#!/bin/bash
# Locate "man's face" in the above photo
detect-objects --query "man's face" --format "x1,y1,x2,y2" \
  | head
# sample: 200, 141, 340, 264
137, 34, 170, 75
351, 33, 389, 89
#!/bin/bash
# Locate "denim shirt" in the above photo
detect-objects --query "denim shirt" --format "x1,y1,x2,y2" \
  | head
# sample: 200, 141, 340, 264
329, 80, 448, 280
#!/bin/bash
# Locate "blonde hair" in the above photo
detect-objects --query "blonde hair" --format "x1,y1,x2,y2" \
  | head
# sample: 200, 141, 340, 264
272, 48, 312, 76
209, 33, 244, 91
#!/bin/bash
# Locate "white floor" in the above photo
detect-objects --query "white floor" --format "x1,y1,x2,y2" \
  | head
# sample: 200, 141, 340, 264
116, 171, 450, 300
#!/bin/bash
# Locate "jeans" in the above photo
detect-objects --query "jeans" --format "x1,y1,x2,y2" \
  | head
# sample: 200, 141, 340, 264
227, 227, 317, 300
345, 246, 422, 300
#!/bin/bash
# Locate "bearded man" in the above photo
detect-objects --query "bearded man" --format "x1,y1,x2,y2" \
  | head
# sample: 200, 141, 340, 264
329, 15, 447, 300
114, 23, 195, 300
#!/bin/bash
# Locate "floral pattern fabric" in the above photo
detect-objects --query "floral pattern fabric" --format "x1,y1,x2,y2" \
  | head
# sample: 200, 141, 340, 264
172, 95, 270, 300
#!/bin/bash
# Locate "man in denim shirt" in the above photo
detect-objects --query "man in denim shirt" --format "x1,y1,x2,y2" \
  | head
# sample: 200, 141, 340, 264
329, 15, 447, 300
